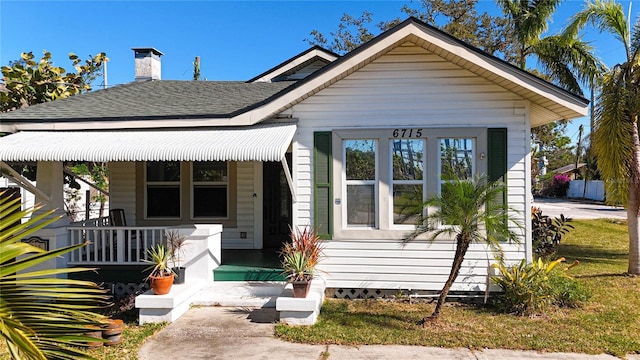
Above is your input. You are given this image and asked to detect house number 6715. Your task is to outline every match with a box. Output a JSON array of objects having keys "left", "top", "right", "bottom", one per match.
[{"left": 392, "top": 128, "right": 423, "bottom": 138}]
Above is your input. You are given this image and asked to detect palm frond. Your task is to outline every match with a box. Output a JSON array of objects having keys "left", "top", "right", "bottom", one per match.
[
  {"left": 533, "top": 35, "right": 606, "bottom": 94},
  {"left": 0, "top": 192, "right": 110, "bottom": 359},
  {"left": 405, "top": 175, "right": 521, "bottom": 247},
  {"left": 593, "top": 68, "right": 634, "bottom": 205},
  {"left": 496, "top": 0, "right": 561, "bottom": 44},
  {"left": 631, "top": 17, "right": 640, "bottom": 65},
  {"left": 566, "top": 0, "right": 630, "bottom": 60}
]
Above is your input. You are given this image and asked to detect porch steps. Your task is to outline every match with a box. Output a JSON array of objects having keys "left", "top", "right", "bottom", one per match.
[
  {"left": 191, "top": 281, "right": 286, "bottom": 307},
  {"left": 213, "top": 264, "right": 285, "bottom": 282}
]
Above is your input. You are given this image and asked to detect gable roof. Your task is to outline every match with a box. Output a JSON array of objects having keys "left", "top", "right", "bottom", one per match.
[
  {"left": 252, "top": 17, "right": 588, "bottom": 127},
  {"left": 0, "top": 17, "right": 588, "bottom": 132},
  {"left": 247, "top": 45, "right": 339, "bottom": 83}
]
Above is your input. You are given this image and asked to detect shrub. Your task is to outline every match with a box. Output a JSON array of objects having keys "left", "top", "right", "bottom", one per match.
[
  {"left": 540, "top": 173, "right": 571, "bottom": 197},
  {"left": 532, "top": 207, "right": 574, "bottom": 259},
  {"left": 491, "top": 257, "right": 589, "bottom": 316}
]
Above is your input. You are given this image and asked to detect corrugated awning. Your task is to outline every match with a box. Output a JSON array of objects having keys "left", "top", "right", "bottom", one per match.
[{"left": 0, "top": 122, "right": 297, "bottom": 162}]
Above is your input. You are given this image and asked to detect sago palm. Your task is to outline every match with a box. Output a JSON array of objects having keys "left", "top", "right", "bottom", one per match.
[
  {"left": 0, "top": 193, "right": 110, "bottom": 359},
  {"left": 405, "top": 176, "right": 521, "bottom": 321},
  {"left": 496, "top": 0, "right": 604, "bottom": 95},
  {"left": 566, "top": 0, "right": 640, "bottom": 274}
]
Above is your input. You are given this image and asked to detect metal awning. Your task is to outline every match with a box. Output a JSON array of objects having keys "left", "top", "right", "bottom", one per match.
[{"left": 0, "top": 122, "right": 297, "bottom": 162}]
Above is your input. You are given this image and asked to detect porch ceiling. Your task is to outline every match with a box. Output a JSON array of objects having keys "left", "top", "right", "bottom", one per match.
[{"left": 0, "top": 121, "right": 297, "bottom": 162}]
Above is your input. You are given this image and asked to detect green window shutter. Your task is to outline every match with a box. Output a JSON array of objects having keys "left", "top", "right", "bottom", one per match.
[
  {"left": 314, "top": 132, "right": 333, "bottom": 239},
  {"left": 488, "top": 128, "right": 508, "bottom": 207}
]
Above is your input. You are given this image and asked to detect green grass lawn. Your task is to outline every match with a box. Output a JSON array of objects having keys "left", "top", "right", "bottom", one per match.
[{"left": 276, "top": 219, "right": 640, "bottom": 358}]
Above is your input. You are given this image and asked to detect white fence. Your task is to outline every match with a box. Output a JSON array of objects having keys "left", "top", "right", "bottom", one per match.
[{"left": 568, "top": 180, "right": 605, "bottom": 201}]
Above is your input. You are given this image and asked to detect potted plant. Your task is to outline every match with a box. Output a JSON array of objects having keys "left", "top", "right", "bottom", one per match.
[
  {"left": 280, "top": 226, "right": 324, "bottom": 298},
  {"left": 144, "top": 244, "right": 175, "bottom": 295},
  {"left": 165, "top": 230, "right": 188, "bottom": 284}
]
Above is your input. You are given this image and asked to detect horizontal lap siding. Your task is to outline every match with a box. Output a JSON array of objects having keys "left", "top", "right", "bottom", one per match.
[
  {"left": 109, "top": 162, "right": 136, "bottom": 225},
  {"left": 291, "top": 44, "right": 529, "bottom": 290},
  {"left": 222, "top": 162, "right": 255, "bottom": 248},
  {"left": 318, "top": 240, "right": 523, "bottom": 291}
]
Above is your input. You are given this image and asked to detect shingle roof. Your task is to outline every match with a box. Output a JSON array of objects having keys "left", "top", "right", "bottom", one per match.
[{"left": 0, "top": 80, "right": 296, "bottom": 121}]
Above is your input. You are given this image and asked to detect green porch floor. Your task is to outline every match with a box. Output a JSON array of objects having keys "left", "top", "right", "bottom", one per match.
[{"left": 214, "top": 249, "right": 285, "bottom": 281}]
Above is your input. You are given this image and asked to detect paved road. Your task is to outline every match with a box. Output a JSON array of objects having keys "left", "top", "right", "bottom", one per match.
[{"left": 533, "top": 197, "right": 626, "bottom": 220}]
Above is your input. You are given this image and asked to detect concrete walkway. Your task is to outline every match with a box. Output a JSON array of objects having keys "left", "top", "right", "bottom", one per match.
[{"left": 139, "top": 307, "right": 640, "bottom": 360}]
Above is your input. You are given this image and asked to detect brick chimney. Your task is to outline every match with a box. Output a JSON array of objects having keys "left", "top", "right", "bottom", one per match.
[{"left": 132, "top": 48, "right": 163, "bottom": 81}]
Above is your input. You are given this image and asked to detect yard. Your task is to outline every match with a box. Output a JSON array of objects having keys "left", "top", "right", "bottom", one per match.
[
  {"left": 1, "top": 219, "right": 638, "bottom": 358},
  {"left": 276, "top": 219, "right": 640, "bottom": 358}
]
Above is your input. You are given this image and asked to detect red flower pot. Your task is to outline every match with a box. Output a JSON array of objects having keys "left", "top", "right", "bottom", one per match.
[{"left": 149, "top": 274, "right": 175, "bottom": 295}]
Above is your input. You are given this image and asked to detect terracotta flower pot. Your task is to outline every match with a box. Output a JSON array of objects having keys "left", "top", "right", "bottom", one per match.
[
  {"left": 102, "top": 319, "right": 124, "bottom": 346},
  {"left": 291, "top": 280, "right": 311, "bottom": 298},
  {"left": 149, "top": 274, "right": 175, "bottom": 295},
  {"left": 83, "top": 328, "right": 104, "bottom": 348}
]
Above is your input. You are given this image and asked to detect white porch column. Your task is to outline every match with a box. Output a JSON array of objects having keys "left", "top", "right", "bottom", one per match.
[{"left": 35, "top": 161, "right": 69, "bottom": 226}]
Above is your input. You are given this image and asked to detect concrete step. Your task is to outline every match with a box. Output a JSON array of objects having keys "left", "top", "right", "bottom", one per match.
[{"left": 191, "top": 281, "right": 286, "bottom": 308}]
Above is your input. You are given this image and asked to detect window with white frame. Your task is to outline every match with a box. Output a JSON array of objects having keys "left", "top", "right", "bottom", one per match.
[
  {"left": 344, "top": 139, "right": 377, "bottom": 227},
  {"left": 192, "top": 161, "right": 228, "bottom": 218},
  {"left": 332, "top": 128, "right": 486, "bottom": 239},
  {"left": 146, "top": 161, "right": 181, "bottom": 218},
  {"left": 391, "top": 138, "right": 425, "bottom": 225}
]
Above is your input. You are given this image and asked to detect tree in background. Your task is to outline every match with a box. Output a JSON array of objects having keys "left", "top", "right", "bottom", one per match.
[
  {"left": 0, "top": 50, "right": 108, "bottom": 112},
  {"left": 1, "top": 51, "right": 110, "bottom": 221},
  {"left": 69, "top": 162, "right": 110, "bottom": 218},
  {"left": 567, "top": 0, "right": 640, "bottom": 275},
  {"left": 532, "top": 122, "right": 575, "bottom": 174},
  {"left": 307, "top": 0, "right": 515, "bottom": 59},
  {"left": 496, "top": 0, "right": 604, "bottom": 96}
]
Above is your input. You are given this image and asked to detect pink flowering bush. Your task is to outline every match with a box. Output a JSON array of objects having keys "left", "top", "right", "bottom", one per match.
[{"left": 541, "top": 173, "right": 571, "bottom": 197}]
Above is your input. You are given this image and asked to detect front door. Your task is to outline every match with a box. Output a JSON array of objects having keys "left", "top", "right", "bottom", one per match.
[{"left": 263, "top": 155, "right": 292, "bottom": 250}]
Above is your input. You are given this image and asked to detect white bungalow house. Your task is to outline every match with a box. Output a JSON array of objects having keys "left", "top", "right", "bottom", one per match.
[{"left": 0, "top": 18, "right": 588, "bottom": 298}]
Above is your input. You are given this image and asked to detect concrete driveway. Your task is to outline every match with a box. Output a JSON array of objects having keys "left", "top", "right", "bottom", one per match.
[{"left": 533, "top": 197, "right": 626, "bottom": 220}]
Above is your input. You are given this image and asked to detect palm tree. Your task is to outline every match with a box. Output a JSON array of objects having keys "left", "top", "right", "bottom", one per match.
[
  {"left": 405, "top": 176, "right": 521, "bottom": 322},
  {"left": 1, "top": 193, "right": 110, "bottom": 359},
  {"left": 566, "top": 0, "right": 640, "bottom": 275},
  {"left": 496, "top": 0, "right": 604, "bottom": 95}
]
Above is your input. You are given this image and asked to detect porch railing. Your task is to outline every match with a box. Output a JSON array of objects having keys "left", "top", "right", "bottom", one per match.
[
  {"left": 68, "top": 226, "right": 167, "bottom": 265},
  {"left": 70, "top": 216, "right": 110, "bottom": 227}
]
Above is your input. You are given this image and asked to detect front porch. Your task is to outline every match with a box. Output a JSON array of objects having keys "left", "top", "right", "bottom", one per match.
[{"left": 65, "top": 220, "right": 285, "bottom": 285}]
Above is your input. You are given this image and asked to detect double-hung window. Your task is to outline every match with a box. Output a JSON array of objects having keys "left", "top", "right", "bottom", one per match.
[
  {"left": 146, "top": 161, "right": 181, "bottom": 218},
  {"left": 192, "top": 161, "right": 228, "bottom": 218},
  {"left": 344, "top": 139, "right": 377, "bottom": 227},
  {"left": 391, "top": 139, "right": 425, "bottom": 225}
]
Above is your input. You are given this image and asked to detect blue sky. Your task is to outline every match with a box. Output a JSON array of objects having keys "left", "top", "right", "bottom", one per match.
[{"left": 1, "top": 0, "right": 638, "bottom": 143}]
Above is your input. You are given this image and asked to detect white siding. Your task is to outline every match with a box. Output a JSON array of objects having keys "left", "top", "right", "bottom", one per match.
[
  {"left": 319, "top": 240, "right": 524, "bottom": 291},
  {"left": 221, "top": 161, "right": 256, "bottom": 249},
  {"left": 290, "top": 43, "right": 530, "bottom": 291},
  {"left": 109, "top": 162, "right": 136, "bottom": 225}
]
